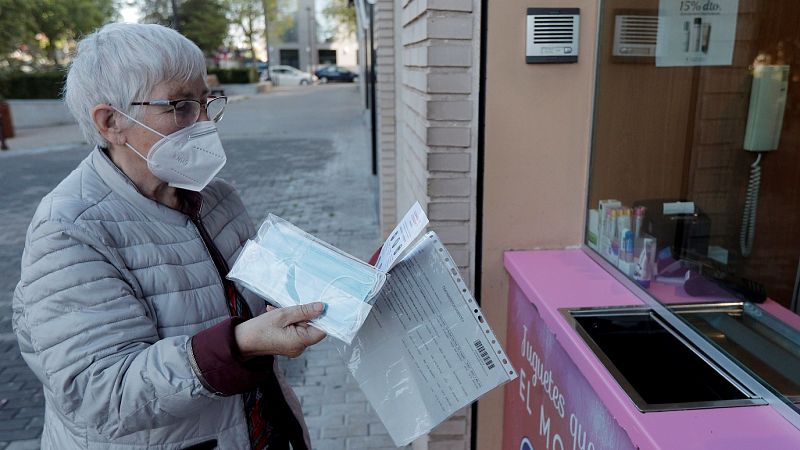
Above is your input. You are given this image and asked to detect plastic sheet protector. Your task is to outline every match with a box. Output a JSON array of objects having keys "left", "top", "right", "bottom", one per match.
[
  {"left": 227, "top": 214, "right": 387, "bottom": 344},
  {"left": 342, "top": 232, "right": 518, "bottom": 446}
]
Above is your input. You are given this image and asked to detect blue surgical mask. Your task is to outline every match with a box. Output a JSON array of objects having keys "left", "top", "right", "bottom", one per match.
[
  {"left": 262, "top": 222, "right": 382, "bottom": 301},
  {"left": 228, "top": 214, "right": 387, "bottom": 343}
]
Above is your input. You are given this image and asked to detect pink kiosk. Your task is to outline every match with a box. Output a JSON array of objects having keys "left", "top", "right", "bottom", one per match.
[{"left": 500, "top": 249, "right": 800, "bottom": 449}]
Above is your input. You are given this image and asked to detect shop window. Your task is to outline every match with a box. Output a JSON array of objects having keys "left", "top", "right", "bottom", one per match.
[
  {"left": 318, "top": 49, "right": 337, "bottom": 66},
  {"left": 280, "top": 49, "right": 300, "bottom": 69},
  {"left": 587, "top": 0, "right": 800, "bottom": 409}
]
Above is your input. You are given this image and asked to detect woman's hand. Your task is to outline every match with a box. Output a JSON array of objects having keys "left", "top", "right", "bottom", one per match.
[{"left": 234, "top": 302, "right": 327, "bottom": 359}]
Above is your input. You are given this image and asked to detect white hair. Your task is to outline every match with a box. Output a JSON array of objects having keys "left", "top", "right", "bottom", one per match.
[{"left": 64, "top": 22, "right": 207, "bottom": 148}]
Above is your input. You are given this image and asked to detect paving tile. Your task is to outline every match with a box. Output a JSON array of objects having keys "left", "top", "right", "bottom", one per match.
[
  {"left": 322, "top": 423, "right": 368, "bottom": 439},
  {"left": 310, "top": 438, "right": 347, "bottom": 450},
  {"left": 4, "top": 440, "right": 40, "bottom": 450},
  {"left": 346, "top": 434, "right": 403, "bottom": 449}
]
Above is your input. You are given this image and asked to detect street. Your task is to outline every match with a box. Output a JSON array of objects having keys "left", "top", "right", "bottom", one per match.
[{"left": 0, "top": 85, "right": 400, "bottom": 449}]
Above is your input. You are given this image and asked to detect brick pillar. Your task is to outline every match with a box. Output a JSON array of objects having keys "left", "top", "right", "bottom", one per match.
[
  {"left": 391, "top": 0, "right": 481, "bottom": 448},
  {"left": 376, "top": 0, "right": 399, "bottom": 237}
]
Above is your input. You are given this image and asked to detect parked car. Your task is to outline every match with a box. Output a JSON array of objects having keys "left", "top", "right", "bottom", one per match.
[
  {"left": 255, "top": 61, "right": 269, "bottom": 80},
  {"left": 267, "top": 65, "right": 314, "bottom": 86},
  {"left": 314, "top": 65, "right": 358, "bottom": 83}
]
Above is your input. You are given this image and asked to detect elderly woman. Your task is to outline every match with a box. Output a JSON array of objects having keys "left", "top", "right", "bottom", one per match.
[{"left": 12, "top": 23, "right": 326, "bottom": 450}]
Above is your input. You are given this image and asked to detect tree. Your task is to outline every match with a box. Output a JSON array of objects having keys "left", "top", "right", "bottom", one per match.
[
  {"left": 28, "top": 0, "right": 117, "bottom": 65},
  {"left": 0, "top": 0, "right": 32, "bottom": 57},
  {"left": 261, "top": 0, "right": 274, "bottom": 64},
  {"left": 0, "top": 0, "right": 117, "bottom": 68},
  {"left": 228, "top": 0, "right": 262, "bottom": 68},
  {"left": 263, "top": 0, "right": 296, "bottom": 55},
  {"left": 178, "top": 0, "right": 229, "bottom": 55},
  {"left": 260, "top": 0, "right": 298, "bottom": 63},
  {"left": 139, "top": 0, "right": 230, "bottom": 55},
  {"left": 321, "top": 0, "right": 355, "bottom": 40},
  {"left": 138, "top": 0, "right": 174, "bottom": 26}
]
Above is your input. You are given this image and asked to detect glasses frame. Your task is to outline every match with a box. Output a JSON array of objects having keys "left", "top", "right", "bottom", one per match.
[{"left": 130, "top": 95, "right": 227, "bottom": 127}]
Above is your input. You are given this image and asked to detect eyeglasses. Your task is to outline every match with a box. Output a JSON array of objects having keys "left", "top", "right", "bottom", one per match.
[{"left": 130, "top": 96, "right": 227, "bottom": 127}]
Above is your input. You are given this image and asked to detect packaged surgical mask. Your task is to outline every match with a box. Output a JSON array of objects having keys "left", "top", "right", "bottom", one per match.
[{"left": 227, "top": 214, "right": 387, "bottom": 343}]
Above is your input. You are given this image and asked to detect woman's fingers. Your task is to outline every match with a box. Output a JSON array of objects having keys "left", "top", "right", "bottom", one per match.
[
  {"left": 275, "top": 302, "right": 326, "bottom": 326},
  {"left": 295, "top": 323, "right": 327, "bottom": 346}
]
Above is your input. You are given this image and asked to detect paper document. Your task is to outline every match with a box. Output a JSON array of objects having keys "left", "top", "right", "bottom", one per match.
[
  {"left": 374, "top": 201, "right": 428, "bottom": 272},
  {"left": 342, "top": 232, "right": 517, "bottom": 446}
]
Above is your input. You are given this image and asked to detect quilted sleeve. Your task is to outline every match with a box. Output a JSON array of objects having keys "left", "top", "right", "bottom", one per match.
[{"left": 12, "top": 218, "right": 220, "bottom": 439}]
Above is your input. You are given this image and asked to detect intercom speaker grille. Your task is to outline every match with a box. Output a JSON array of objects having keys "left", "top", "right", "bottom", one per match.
[
  {"left": 533, "top": 16, "right": 577, "bottom": 44},
  {"left": 613, "top": 14, "right": 659, "bottom": 58}
]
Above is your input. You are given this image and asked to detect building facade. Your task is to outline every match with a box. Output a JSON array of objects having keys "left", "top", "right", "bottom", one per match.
[{"left": 271, "top": 0, "right": 359, "bottom": 71}]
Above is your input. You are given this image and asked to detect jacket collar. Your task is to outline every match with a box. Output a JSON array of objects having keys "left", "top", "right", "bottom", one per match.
[
  {"left": 91, "top": 147, "right": 203, "bottom": 226},
  {"left": 178, "top": 189, "right": 203, "bottom": 220}
]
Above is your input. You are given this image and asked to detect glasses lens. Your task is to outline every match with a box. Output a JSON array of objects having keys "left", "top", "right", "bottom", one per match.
[
  {"left": 207, "top": 97, "right": 227, "bottom": 123},
  {"left": 174, "top": 100, "right": 201, "bottom": 127}
]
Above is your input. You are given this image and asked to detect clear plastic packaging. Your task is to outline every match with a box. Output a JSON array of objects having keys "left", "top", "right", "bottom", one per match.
[{"left": 227, "top": 214, "right": 387, "bottom": 344}]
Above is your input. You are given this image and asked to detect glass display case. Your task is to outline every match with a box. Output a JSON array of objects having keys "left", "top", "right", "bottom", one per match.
[{"left": 586, "top": 0, "right": 800, "bottom": 427}]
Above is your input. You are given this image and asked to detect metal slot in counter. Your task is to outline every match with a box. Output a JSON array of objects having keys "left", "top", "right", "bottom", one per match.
[{"left": 563, "top": 306, "right": 760, "bottom": 411}]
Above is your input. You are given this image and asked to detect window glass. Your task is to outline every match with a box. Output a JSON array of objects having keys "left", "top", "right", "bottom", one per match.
[{"left": 587, "top": 0, "right": 800, "bottom": 410}]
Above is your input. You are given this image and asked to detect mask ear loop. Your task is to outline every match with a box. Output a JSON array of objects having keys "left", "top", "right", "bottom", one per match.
[
  {"left": 269, "top": 226, "right": 382, "bottom": 304},
  {"left": 312, "top": 273, "right": 380, "bottom": 304},
  {"left": 110, "top": 105, "right": 169, "bottom": 138},
  {"left": 124, "top": 142, "right": 150, "bottom": 163},
  {"left": 110, "top": 105, "right": 170, "bottom": 166}
]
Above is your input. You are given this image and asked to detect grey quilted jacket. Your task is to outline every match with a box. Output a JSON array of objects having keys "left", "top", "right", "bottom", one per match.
[{"left": 12, "top": 148, "right": 309, "bottom": 449}]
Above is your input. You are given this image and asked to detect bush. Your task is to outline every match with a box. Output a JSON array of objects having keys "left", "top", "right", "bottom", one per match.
[
  {"left": 0, "top": 71, "right": 66, "bottom": 99},
  {"left": 0, "top": 68, "right": 256, "bottom": 99},
  {"left": 207, "top": 67, "right": 257, "bottom": 84}
]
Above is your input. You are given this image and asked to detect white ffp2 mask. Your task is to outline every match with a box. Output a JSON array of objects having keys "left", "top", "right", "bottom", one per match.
[{"left": 114, "top": 107, "right": 227, "bottom": 191}]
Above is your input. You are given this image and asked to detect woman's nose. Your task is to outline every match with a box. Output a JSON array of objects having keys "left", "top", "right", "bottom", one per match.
[{"left": 199, "top": 108, "right": 211, "bottom": 122}]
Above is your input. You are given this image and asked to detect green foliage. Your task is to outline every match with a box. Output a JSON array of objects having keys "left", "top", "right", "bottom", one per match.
[
  {"left": 138, "top": 0, "right": 296, "bottom": 65},
  {"left": 0, "top": 0, "right": 116, "bottom": 68},
  {"left": 0, "top": 71, "right": 66, "bottom": 99},
  {"left": 138, "top": 0, "right": 174, "bottom": 26},
  {"left": 207, "top": 67, "right": 257, "bottom": 84},
  {"left": 266, "top": 0, "right": 296, "bottom": 46},
  {"left": 28, "top": 0, "right": 117, "bottom": 64},
  {"left": 179, "top": 0, "right": 229, "bottom": 55},
  {"left": 228, "top": 0, "right": 262, "bottom": 64},
  {"left": 0, "top": 0, "right": 32, "bottom": 56},
  {"left": 322, "top": 0, "right": 355, "bottom": 39},
  {"left": 139, "top": 0, "right": 229, "bottom": 57}
]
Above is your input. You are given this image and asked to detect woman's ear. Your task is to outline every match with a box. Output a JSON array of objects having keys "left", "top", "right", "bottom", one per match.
[{"left": 92, "top": 104, "right": 126, "bottom": 145}]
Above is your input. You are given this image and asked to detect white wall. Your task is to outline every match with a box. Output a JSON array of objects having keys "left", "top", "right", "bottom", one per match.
[{"left": 7, "top": 100, "right": 75, "bottom": 129}]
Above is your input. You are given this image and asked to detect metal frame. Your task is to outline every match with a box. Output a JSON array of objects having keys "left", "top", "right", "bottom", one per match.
[
  {"left": 792, "top": 258, "right": 800, "bottom": 314},
  {"left": 561, "top": 304, "right": 764, "bottom": 412},
  {"left": 583, "top": 247, "right": 800, "bottom": 429}
]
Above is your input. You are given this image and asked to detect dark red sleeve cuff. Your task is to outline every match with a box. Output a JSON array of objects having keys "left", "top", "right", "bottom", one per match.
[
  {"left": 368, "top": 247, "right": 381, "bottom": 266},
  {"left": 190, "top": 317, "right": 273, "bottom": 396}
]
